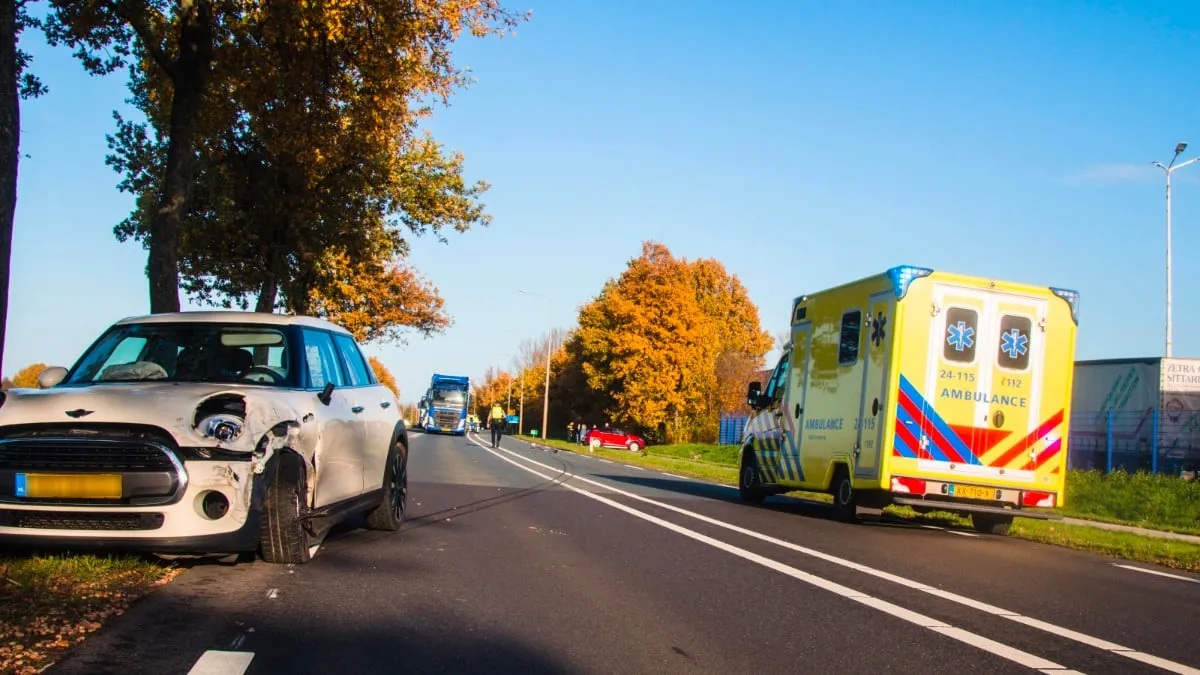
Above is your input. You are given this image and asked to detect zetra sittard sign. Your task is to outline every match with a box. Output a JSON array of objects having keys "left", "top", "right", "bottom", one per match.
[{"left": 1161, "top": 358, "right": 1200, "bottom": 393}]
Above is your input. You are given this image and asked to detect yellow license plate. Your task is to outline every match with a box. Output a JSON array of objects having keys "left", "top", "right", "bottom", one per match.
[
  {"left": 16, "top": 473, "right": 123, "bottom": 499},
  {"left": 950, "top": 484, "right": 995, "bottom": 501}
]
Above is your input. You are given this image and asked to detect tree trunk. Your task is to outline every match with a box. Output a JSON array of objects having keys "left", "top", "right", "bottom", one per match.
[
  {"left": 0, "top": 1, "right": 19, "bottom": 376},
  {"left": 256, "top": 276, "right": 278, "bottom": 313},
  {"left": 147, "top": 1, "right": 214, "bottom": 314}
]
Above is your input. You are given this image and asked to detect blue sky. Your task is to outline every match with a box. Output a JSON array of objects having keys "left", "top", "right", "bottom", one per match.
[{"left": 8, "top": 0, "right": 1200, "bottom": 401}]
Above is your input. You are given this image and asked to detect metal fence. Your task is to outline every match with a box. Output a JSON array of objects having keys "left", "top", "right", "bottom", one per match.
[{"left": 1067, "top": 408, "right": 1200, "bottom": 476}]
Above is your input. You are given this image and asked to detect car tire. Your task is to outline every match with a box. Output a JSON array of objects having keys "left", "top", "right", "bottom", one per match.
[
  {"left": 628, "top": 441, "right": 640, "bottom": 453},
  {"left": 260, "top": 454, "right": 313, "bottom": 565},
  {"left": 738, "top": 450, "right": 767, "bottom": 505},
  {"left": 830, "top": 465, "right": 858, "bottom": 523},
  {"left": 365, "top": 442, "right": 407, "bottom": 532},
  {"left": 971, "top": 514, "right": 1013, "bottom": 535},
  {"left": 589, "top": 438, "right": 601, "bottom": 452}
]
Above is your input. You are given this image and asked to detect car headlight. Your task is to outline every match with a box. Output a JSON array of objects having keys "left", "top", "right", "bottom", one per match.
[{"left": 198, "top": 414, "right": 244, "bottom": 442}]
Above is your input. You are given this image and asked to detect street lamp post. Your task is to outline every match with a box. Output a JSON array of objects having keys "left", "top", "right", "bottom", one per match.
[
  {"left": 1153, "top": 142, "right": 1199, "bottom": 358},
  {"left": 520, "top": 290, "right": 553, "bottom": 440}
]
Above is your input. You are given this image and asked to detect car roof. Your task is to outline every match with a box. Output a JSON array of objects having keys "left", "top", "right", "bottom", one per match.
[{"left": 114, "top": 311, "right": 352, "bottom": 335}]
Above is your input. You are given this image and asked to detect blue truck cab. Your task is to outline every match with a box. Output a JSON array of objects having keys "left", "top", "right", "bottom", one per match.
[{"left": 419, "top": 374, "right": 471, "bottom": 435}]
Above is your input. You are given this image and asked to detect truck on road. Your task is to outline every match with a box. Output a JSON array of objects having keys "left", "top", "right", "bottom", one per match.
[
  {"left": 740, "top": 265, "right": 1079, "bottom": 534},
  {"left": 418, "top": 374, "right": 472, "bottom": 435}
]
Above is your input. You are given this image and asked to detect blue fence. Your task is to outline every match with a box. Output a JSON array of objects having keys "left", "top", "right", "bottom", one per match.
[
  {"left": 719, "top": 415, "right": 748, "bottom": 445},
  {"left": 1067, "top": 409, "right": 1200, "bottom": 476}
]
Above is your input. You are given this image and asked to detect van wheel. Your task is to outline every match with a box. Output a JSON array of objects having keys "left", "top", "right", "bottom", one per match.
[
  {"left": 971, "top": 514, "right": 1014, "bottom": 535},
  {"left": 738, "top": 451, "right": 767, "bottom": 504},
  {"left": 830, "top": 466, "right": 858, "bottom": 523},
  {"left": 260, "top": 454, "right": 313, "bottom": 564}
]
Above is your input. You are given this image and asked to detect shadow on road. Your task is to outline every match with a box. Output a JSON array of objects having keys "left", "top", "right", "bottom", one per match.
[{"left": 590, "top": 473, "right": 939, "bottom": 531}]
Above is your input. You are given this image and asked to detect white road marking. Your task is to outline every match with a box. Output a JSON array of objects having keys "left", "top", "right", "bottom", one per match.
[
  {"left": 476, "top": 433, "right": 1200, "bottom": 675},
  {"left": 187, "top": 650, "right": 255, "bottom": 675},
  {"left": 471, "top": 437, "right": 1074, "bottom": 673},
  {"left": 266, "top": 588, "right": 279, "bottom": 600},
  {"left": 922, "top": 524, "right": 981, "bottom": 538},
  {"left": 1112, "top": 564, "right": 1200, "bottom": 585},
  {"left": 662, "top": 472, "right": 685, "bottom": 479}
]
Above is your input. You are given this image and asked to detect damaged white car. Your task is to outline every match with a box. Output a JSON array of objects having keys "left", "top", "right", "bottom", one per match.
[{"left": 0, "top": 312, "right": 408, "bottom": 564}]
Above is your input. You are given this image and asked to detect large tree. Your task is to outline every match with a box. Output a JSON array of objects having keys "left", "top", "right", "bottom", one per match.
[
  {"left": 568, "top": 242, "right": 771, "bottom": 443},
  {"left": 0, "top": 1, "right": 45, "bottom": 378},
  {"left": 46, "top": 0, "right": 525, "bottom": 321}
]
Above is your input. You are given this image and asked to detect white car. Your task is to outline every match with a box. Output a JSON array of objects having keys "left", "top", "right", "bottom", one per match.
[{"left": 0, "top": 312, "right": 408, "bottom": 564}]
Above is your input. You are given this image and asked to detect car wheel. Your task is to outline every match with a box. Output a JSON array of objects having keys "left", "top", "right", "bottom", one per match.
[
  {"left": 627, "top": 441, "right": 640, "bottom": 453},
  {"left": 738, "top": 450, "right": 767, "bottom": 504},
  {"left": 365, "top": 442, "right": 407, "bottom": 532},
  {"left": 589, "top": 438, "right": 601, "bottom": 452},
  {"left": 260, "top": 454, "right": 313, "bottom": 564}
]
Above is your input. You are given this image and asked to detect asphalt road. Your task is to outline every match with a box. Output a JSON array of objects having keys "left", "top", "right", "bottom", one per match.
[{"left": 46, "top": 431, "right": 1200, "bottom": 675}]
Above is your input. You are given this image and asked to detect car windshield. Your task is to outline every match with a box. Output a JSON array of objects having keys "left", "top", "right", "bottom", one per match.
[
  {"left": 66, "top": 323, "right": 294, "bottom": 386},
  {"left": 432, "top": 388, "right": 467, "bottom": 406}
]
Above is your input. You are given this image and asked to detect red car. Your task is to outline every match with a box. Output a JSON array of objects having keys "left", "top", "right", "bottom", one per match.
[{"left": 585, "top": 427, "right": 647, "bottom": 452}]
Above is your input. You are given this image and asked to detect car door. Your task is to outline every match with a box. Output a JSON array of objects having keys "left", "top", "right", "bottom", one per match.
[
  {"left": 332, "top": 333, "right": 397, "bottom": 492},
  {"left": 301, "top": 328, "right": 365, "bottom": 506}
]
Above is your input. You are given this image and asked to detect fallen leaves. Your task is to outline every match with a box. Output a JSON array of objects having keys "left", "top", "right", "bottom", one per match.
[{"left": 0, "top": 555, "right": 179, "bottom": 675}]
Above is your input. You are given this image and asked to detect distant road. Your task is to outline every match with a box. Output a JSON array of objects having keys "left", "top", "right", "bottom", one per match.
[{"left": 49, "top": 432, "right": 1200, "bottom": 675}]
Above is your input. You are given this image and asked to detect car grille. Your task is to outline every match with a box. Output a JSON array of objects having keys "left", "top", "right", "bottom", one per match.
[
  {"left": 0, "top": 439, "right": 176, "bottom": 472},
  {"left": 434, "top": 411, "right": 460, "bottom": 428},
  {"left": 0, "top": 509, "right": 165, "bottom": 531}
]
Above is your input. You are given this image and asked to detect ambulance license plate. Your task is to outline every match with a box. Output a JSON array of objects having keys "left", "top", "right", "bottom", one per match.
[
  {"left": 15, "top": 473, "right": 123, "bottom": 499},
  {"left": 948, "top": 483, "right": 995, "bottom": 501}
]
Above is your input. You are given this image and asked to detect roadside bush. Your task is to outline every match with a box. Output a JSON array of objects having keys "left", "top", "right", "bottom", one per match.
[{"left": 1065, "top": 470, "right": 1200, "bottom": 533}]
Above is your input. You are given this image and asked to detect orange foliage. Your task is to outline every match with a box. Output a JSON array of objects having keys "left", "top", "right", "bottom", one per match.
[
  {"left": 368, "top": 357, "right": 400, "bottom": 398},
  {"left": 568, "top": 242, "right": 771, "bottom": 443},
  {"left": 9, "top": 363, "right": 48, "bottom": 390}
]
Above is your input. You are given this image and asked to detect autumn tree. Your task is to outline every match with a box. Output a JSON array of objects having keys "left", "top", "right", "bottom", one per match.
[
  {"left": 7, "top": 362, "right": 48, "bottom": 389},
  {"left": 100, "top": 1, "right": 525, "bottom": 336},
  {"left": 0, "top": 1, "right": 45, "bottom": 377},
  {"left": 569, "top": 242, "right": 771, "bottom": 443},
  {"left": 368, "top": 356, "right": 399, "bottom": 398},
  {"left": 43, "top": 0, "right": 231, "bottom": 313}
]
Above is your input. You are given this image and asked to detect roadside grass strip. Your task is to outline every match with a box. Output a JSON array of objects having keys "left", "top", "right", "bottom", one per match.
[
  {"left": 1009, "top": 519, "right": 1200, "bottom": 573},
  {"left": 0, "top": 554, "right": 180, "bottom": 674},
  {"left": 479, "top": 434, "right": 1198, "bottom": 675}
]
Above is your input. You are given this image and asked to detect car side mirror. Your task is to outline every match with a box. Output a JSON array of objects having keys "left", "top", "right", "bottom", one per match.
[
  {"left": 37, "top": 366, "right": 68, "bottom": 389},
  {"left": 317, "top": 382, "right": 335, "bottom": 406},
  {"left": 746, "top": 381, "right": 762, "bottom": 409}
]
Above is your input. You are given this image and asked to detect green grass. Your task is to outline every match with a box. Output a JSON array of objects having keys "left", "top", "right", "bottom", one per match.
[
  {"left": 1009, "top": 518, "right": 1200, "bottom": 572},
  {"left": 0, "top": 554, "right": 179, "bottom": 675},
  {"left": 1048, "top": 470, "right": 1200, "bottom": 535}
]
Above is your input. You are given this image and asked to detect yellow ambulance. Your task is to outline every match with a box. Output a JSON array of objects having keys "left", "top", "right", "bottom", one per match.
[{"left": 740, "top": 265, "right": 1078, "bottom": 534}]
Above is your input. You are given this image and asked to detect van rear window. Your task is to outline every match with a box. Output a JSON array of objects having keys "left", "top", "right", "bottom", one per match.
[
  {"left": 997, "top": 315, "right": 1032, "bottom": 370},
  {"left": 838, "top": 310, "right": 861, "bottom": 365},
  {"left": 943, "top": 307, "right": 977, "bottom": 363}
]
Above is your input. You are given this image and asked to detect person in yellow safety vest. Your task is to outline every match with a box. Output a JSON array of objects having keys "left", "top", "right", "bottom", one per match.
[{"left": 489, "top": 402, "right": 506, "bottom": 448}]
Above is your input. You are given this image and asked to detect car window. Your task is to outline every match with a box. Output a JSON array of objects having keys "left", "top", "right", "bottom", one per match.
[
  {"left": 333, "top": 334, "right": 372, "bottom": 387},
  {"left": 302, "top": 329, "right": 345, "bottom": 389}
]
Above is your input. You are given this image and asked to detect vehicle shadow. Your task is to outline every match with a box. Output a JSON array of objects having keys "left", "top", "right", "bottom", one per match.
[{"left": 591, "top": 473, "right": 941, "bottom": 531}]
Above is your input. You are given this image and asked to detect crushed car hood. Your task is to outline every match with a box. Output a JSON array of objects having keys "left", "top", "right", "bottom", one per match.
[{"left": 0, "top": 383, "right": 310, "bottom": 450}]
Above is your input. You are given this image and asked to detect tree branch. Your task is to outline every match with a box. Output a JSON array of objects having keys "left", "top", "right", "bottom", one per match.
[{"left": 113, "top": 0, "right": 176, "bottom": 79}]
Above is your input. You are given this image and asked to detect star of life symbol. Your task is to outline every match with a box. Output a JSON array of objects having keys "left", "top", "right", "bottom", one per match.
[
  {"left": 1000, "top": 328, "right": 1028, "bottom": 359},
  {"left": 946, "top": 321, "right": 974, "bottom": 352},
  {"left": 871, "top": 312, "right": 887, "bottom": 347}
]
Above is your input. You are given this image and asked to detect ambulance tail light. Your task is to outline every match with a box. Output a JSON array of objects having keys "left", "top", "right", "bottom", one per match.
[
  {"left": 1021, "top": 491, "right": 1056, "bottom": 508},
  {"left": 891, "top": 476, "right": 926, "bottom": 494}
]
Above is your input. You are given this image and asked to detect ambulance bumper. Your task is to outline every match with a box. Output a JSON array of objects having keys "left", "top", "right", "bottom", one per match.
[{"left": 892, "top": 497, "right": 1062, "bottom": 520}]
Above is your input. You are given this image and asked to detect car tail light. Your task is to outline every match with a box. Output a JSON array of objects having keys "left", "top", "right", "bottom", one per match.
[
  {"left": 1021, "top": 491, "right": 1056, "bottom": 508},
  {"left": 891, "top": 476, "right": 926, "bottom": 494}
]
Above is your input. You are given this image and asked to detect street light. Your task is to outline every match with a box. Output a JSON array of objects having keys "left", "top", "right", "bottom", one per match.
[
  {"left": 520, "top": 290, "right": 552, "bottom": 440},
  {"left": 1152, "top": 142, "right": 1199, "bottom": 358}
]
